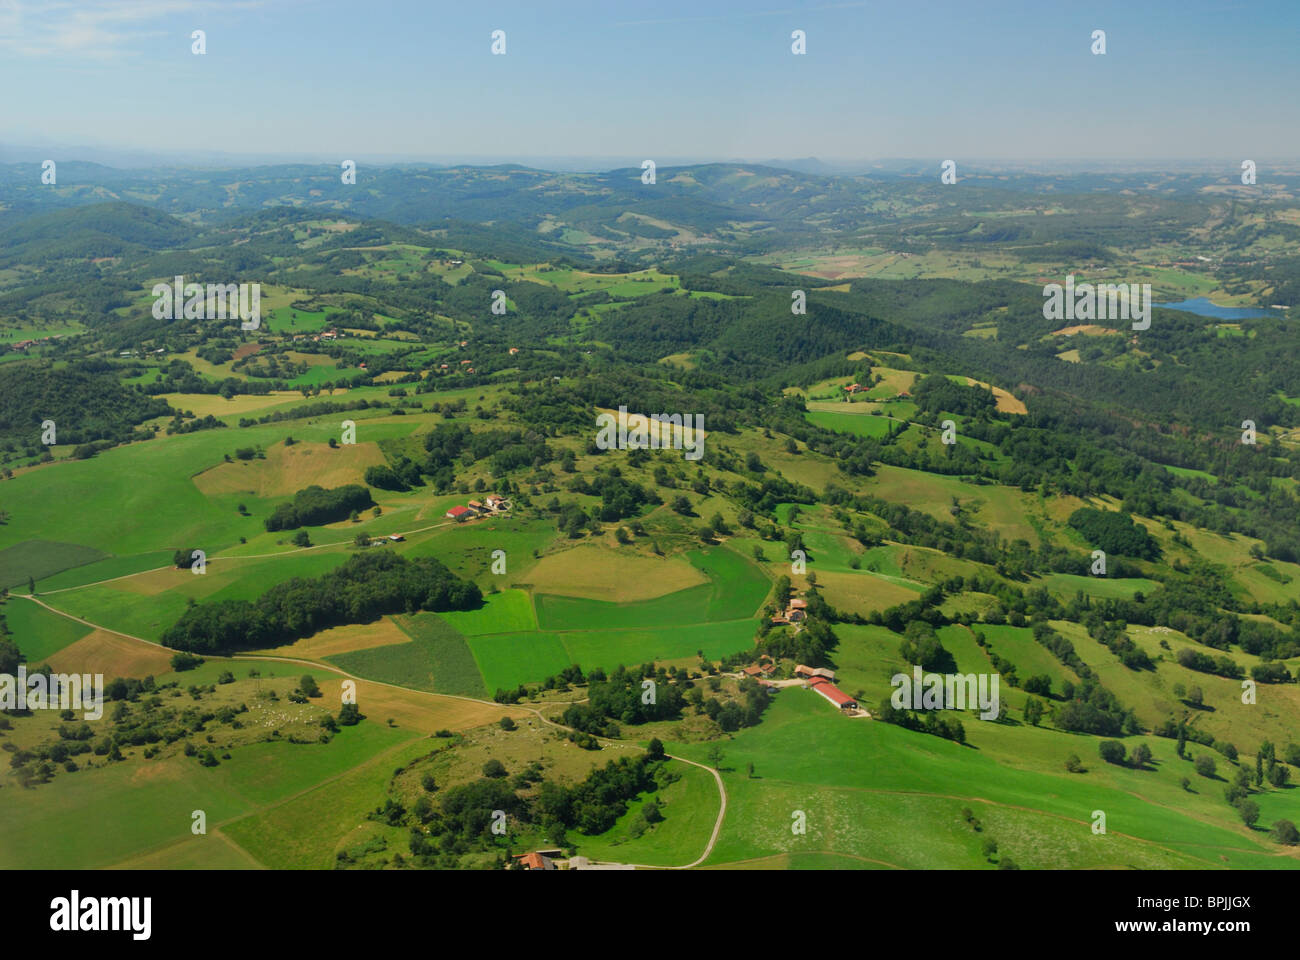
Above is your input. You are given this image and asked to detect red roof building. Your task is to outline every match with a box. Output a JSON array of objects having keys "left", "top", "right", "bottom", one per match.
[
  {"left": 808, "top": 677, "right": 857, "bottom": 710},
  {"left": 444, "top": 505, "right": 471, "bottom": 521},
  {"left": 514, "top": 852, "right": 555, "bottom": 871}
]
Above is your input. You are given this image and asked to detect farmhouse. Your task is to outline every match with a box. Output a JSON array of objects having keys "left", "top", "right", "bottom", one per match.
[
  {"left": 795, "top": 664, "right": 835, "bottom": 681},
  {"left": 513, "top": 852, "right": 556, "bottom": 871},
  {"left": 444, "top": 505, "right": 471, "bottom": 522}
]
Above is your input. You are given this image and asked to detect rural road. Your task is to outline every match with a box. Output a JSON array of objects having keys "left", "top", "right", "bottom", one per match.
[{"left": 15, "top": 589, "right": 730, "bottom": 870}]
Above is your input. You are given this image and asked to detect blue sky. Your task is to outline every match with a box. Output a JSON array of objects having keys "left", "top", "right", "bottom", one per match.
[{"left": 3, "top": 0, "right": 1298, "bottom": 164}]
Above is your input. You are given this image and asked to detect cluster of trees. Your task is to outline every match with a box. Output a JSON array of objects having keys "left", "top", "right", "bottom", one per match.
[
  {"left": 394, "top": 751, "right": 667, "bottom": 868},
  {"left": 1175, "top": 647, "right": 1244, "bottom": 679},
  {"left": 0, "top": 364, "right": 171, "bottom": 466},
  {"left": 875, "top": 697, "right": 966, "bottom": 743},
  {"left": 911, "top": 373, "right": 998, "bottom": 417},
  {"left": 265, "top": 484, "right": 374, "bottom": 531},
  {"left": 1068, "top": 508, "right": 1160, "bottom": 560},
  {"left": 161, "top": 551, "right": 481, "bottom": 653},
  {"left": 567, "top": 466, "right": 660, "bottom": 521},
  {"left": 562, "top": 664, "right": 686, "bottom": 736}
]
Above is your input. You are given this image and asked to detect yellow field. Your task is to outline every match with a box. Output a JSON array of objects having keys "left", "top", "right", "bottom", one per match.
[
  {"left": 371, "top": 370, "right": 414, "bottom": 383},
  {"left": 46, "top": 629, "right": 175, "bottom": 678},
  {"left": 161, "top": 391, "right": 303, "bottom": 419},
  {"left": 342, "top": 679, "right": 524, "bottom": 732},
  {"left": 526, "top": 545, "right": 707, "bottom": 601},
  {"left": 593, "top": 408, "right": 708, "bottom": 449},
  {"left": 816, "top": 569, "right": 923, "bottom": 615},
  {"left": 246, "top": 616, "right": 413, "bottom": 659},
  {"left": 193, "top": 441, "right": 386, "bottom": 498},
  {"left": 867, "top": 466, "right": 1038, "bottom": 544},
  {"left": 962, "top": 377, "right": 1027, "bottom": 415}
]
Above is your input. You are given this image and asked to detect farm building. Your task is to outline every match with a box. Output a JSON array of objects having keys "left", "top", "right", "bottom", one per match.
[
  {"left": 513, "top": 852, "right": 556, "bottom": 871},
  {"left": 444, "top": 505, "right": 471, "bottom": 522},
  {"left": 795, "top": 664, "right": 835, "bottom": 681},
  {"left": 807, "top": 676, "right": 858, "bottom": 712},
  {"left": 387, "top": 534, "right": 404, "bottom": 542}
]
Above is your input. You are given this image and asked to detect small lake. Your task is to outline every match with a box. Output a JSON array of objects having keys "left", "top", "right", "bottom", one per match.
[{"left": 1155, "top": 297, "right": 1278, "bottom": 320}]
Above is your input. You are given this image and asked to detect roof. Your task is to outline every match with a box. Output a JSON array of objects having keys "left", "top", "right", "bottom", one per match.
[
  {"left": 788, "top": 598, "right": 807, "bottom": 609},
  {"left": 812, "top": 682, "right": 857, "bottom": 707},
  {"left": 445, "top": 506, "right": 470, "bottom": 517},
  {"left": 742, "top": 665, "right": 763, "bottom": 676},
  {"left": 515, "top": 852, "right": 555, "bottom": 870},
  {"left": 796, "top": 664, "right": 834, "bottom": 679}
]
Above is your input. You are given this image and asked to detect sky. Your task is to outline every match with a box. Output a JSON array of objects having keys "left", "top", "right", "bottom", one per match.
[{"left": 2, "top": 0, "right": 1298, "bottom": 166}]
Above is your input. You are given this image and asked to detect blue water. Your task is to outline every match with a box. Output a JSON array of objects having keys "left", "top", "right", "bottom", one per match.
[{"left": 1155, "top": 297, "right": 1277, "bottom": 320}]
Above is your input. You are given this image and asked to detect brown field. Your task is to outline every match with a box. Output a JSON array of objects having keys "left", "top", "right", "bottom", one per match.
[
  {"left": 232, "top": 342, "right": 262, "bottom": 361},
  {"left": 245, "top": 617, "right": 413, "bottom": 659},
  {"left": 46, "top": 630, "right": 175, "bottom": 678},
  {"left": 193, "top": 441, "right": 386, "bottom": 498},
  {"left": 526, "top": 545, "right": 707, "bottom": 601},
  {"left": 345, "top": 678, "right": 524, "bottom": 732}
]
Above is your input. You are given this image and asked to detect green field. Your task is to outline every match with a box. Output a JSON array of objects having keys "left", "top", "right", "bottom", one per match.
[{"left": 328, "top": 612, "right": 489, "bottom": 699}]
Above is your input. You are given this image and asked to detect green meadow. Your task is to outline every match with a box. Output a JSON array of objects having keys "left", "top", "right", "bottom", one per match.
[{"left": 672, "top": 693, "right": 1297, "bottom": 869}]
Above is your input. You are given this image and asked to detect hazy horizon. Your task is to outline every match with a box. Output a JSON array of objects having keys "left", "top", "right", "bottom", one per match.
[{"left": 3, "top": 0, "right": 1298, "bottom": 162}]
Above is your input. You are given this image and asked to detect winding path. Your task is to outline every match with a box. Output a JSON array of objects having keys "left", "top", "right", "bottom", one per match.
[{"left": 14, "top": 590, "right": 729, "bottom": 870}]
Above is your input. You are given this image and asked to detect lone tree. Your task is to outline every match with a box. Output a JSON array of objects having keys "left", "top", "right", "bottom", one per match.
[
  {"left": 1099, "top": 740, "right": 1126, "bottom": 765},
  {"left": 1271, "top": 820, "right": 1300, "bottom": 845},
  {"left": 1236, "top": 799, "right": 1261, "bottom": 828},
  {"left": 1024, "top": 697, "right": 1043, "bottom": 727},
  {"left": 299, "top": 675, "right": 321, "bottom": 698}
]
